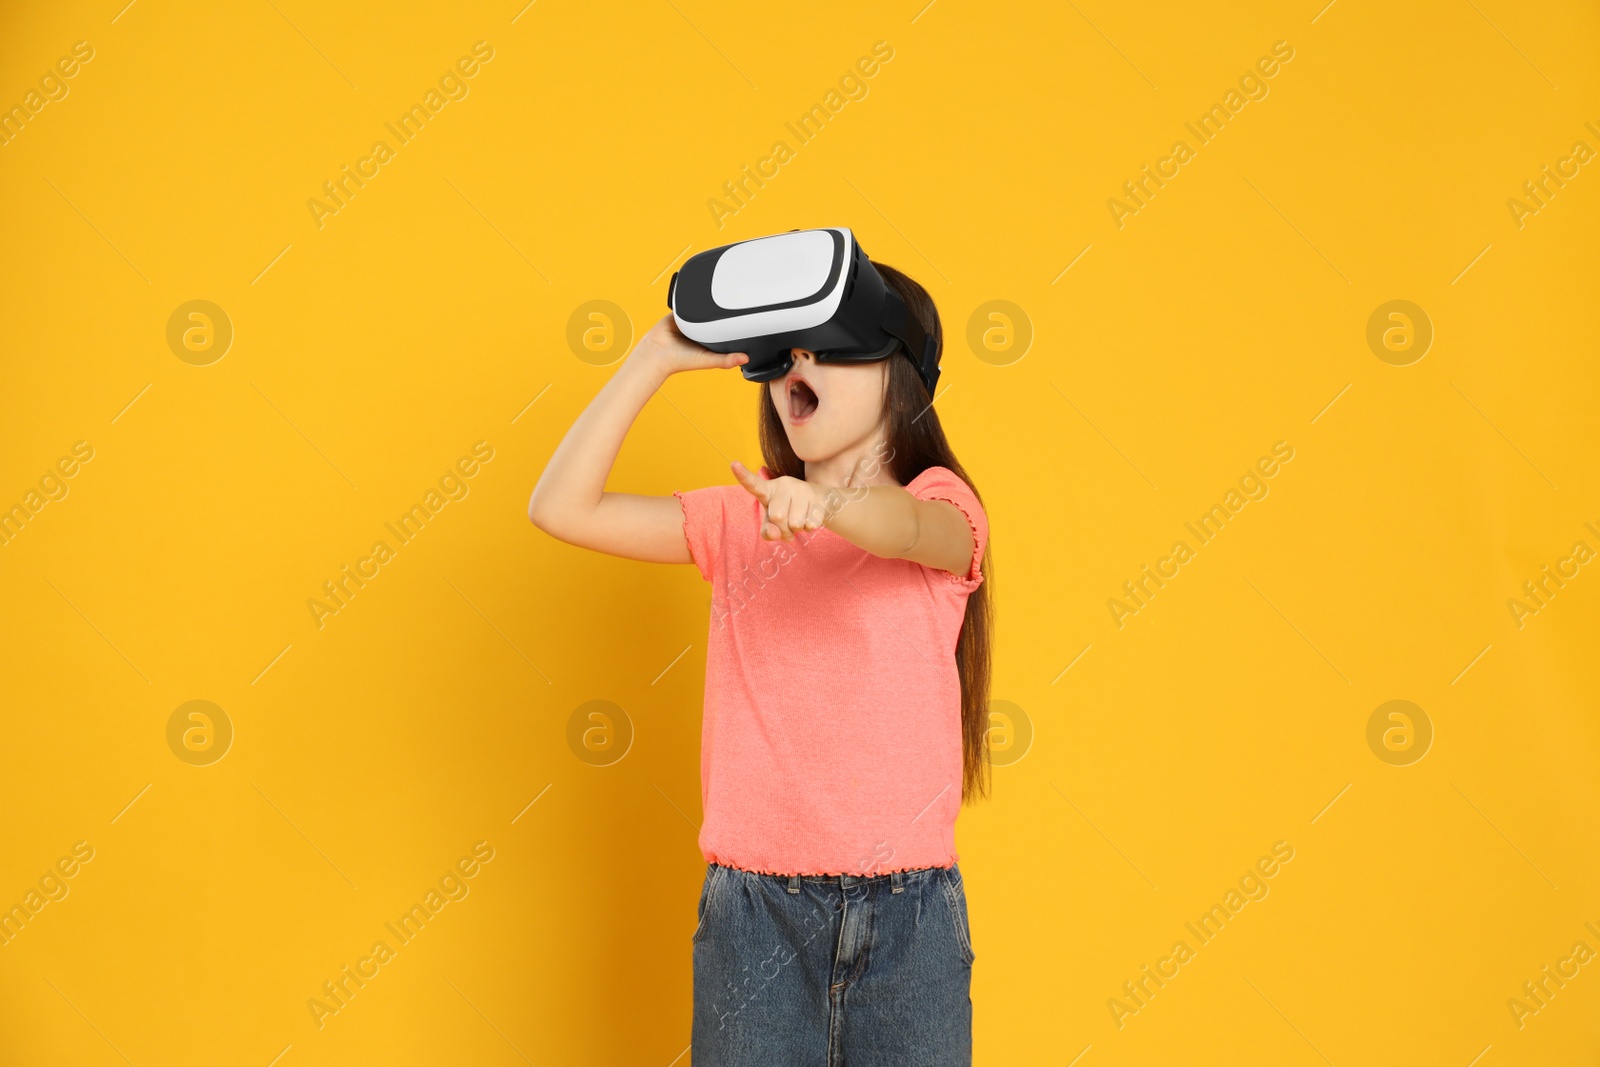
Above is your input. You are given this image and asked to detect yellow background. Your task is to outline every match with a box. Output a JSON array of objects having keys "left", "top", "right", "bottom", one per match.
[{"left": 2, "top": 0, "right": 1597, "bottom": 1063}]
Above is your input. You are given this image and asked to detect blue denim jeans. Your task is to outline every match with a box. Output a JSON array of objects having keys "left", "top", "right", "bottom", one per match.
[{"left": 691, "top": 861, "right": 974, "bottom": 1065}]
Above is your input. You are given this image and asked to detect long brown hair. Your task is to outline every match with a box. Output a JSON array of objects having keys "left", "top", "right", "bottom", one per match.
[{"left": 757, "top": 261, "right": 996, "bottom": 804}]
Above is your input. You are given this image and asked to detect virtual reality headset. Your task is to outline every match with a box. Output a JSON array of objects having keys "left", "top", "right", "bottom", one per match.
[{"left": 667, "top": 227, "right": 941, "bottom": 396}]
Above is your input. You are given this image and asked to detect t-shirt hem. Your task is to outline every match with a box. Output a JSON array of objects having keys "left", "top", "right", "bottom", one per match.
[{"left": 702, "top": 852, "right": 960, "bottom": 877}]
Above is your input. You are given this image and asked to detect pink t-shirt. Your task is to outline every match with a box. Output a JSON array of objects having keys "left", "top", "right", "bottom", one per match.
[{"left": 673, "top": 465, "right": 988, "bottom": 876}]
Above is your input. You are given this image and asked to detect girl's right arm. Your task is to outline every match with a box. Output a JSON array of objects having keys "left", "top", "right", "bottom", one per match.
[{"left": 527, "top": 315, "right": 748, "bottom": 565}]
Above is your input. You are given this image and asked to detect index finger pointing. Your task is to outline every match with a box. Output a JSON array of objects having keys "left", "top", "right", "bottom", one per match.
[{"left": 730, "top": 460, "right": 770, "bottom": 501}]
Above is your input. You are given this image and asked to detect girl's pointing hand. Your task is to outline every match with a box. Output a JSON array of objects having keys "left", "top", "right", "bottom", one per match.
[{"left": 731, "top": 460, "right": 835, "bottom": 541}]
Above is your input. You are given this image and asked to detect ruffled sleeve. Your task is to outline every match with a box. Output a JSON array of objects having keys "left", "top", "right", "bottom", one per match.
[
  {"left": 906, "top": 466, "right": 987, "bottom": 592},
  {"left": 672, "top": 487, "right": 724, "bottom": 584}
]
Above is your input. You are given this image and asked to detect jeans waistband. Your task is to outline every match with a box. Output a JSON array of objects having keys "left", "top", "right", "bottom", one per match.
[{"left": 711, "top": 860, "right": 954, "bottom": 895}]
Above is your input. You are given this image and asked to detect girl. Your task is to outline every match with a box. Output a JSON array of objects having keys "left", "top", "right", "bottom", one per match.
[{"left": 529, "top": 260, "right": 993, "bottom": 1065}]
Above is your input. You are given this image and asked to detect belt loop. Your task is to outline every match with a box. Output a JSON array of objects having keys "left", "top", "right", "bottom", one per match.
[
  {"left": 787, "top": 873, "right": 800, "bottom": 894},
  {"left": 891, "top": 869, "right": 904, "bottom": 894}
]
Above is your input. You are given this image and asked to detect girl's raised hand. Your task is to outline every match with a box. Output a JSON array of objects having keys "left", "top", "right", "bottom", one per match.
[
  {"left": 626, "top": 314, "right": 749, "bottom": 380},
  {"left": 731, "top": 460, "right": 836, "bottom": 541}
]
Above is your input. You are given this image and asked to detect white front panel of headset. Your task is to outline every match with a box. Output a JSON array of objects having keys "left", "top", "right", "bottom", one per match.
[{"left": 710, "top": 229, "right": 841, "bottom": 310}]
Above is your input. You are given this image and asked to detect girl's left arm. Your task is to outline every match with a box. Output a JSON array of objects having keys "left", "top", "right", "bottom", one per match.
[{"left": 730, "top": 461, "right": 974, "bottom": 578}]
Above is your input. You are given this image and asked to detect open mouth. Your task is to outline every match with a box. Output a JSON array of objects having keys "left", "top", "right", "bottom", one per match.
[{"left": 788, "top": 378, "right": 819, "bottom": 423}]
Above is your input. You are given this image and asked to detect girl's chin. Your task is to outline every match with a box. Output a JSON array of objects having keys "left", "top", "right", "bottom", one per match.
[{"left": 786, "top": 435, "right": 828, "bottom": 463}]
